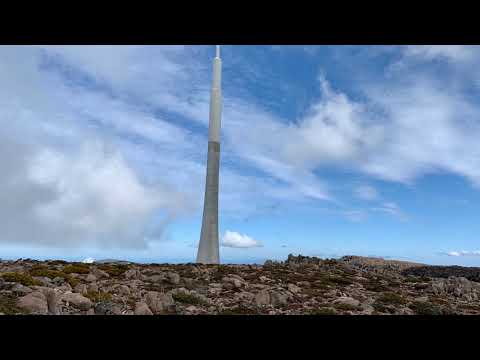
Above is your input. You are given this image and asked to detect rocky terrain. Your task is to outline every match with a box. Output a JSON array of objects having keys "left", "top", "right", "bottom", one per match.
[{"left": 1, "top": 254, "right": 480, "bottom": 315}]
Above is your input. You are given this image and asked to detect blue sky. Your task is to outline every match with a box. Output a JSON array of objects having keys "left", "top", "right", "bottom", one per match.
[{"left": 1, "top": 45, "right": 480, "bottom": 266}]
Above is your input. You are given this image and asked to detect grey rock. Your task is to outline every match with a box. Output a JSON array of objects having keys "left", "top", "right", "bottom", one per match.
[
  {"left": 91, "top": 268, "right": 110, "bottom": 279},
  {"left": 124, "top": 269, "right": 141, "bottom": 280},
  {"left": 270, "top": 291, "right": 289, "bottom": 307},
  {"left": 74, "top": 283, "right": 88, "bottom": 295},
  {"left": 52, "top": 277, "right": 64, "bottom": 285},
  {"left": 32, "top": 276, "right": 51, "bottom": 287},
  {"left": 11, "top": 283, "right": 33, "bottom": 296},
  {"left": 148, "top": 274, "right": 165, "bottom": 283},
  {"left": 17, "top": 292, "right": 48, "bottom": 314},
  {"left": 146, "top": 291, "right": 175, "bottom": 314},
  {"left": 166, "top": 272, "right": 180, "bottom": 285},
  {"left": 94, "top": 301, "right": 122, "bottom": 315},
  {"left": 185, "top": 305, "right": 199, "bottom": 313},
  {"left": 333, "top": 297, "right": 360, "bottom": 308},
  {"left": 255, "top": 290, "right": 271, "bottom": 306},
  {"left": 116, "top": 285, "right": 131, "bottom": 296},
  {"left": 85, "top": 274, "right": 97, "bottom": 282},
  {"left": 87, "top": 283, "right": 99, "bottom": 293},
  {"left": 134, "top": 302, "right": 153, "bottom": 315},
  {"left": 287, "top": 284, "right": 301, "bottom": 294},
  {"left": 62, "top": 292, "right": 93, "bottom": 311},
  {"left": 43, "top": 288, "right": 60, "bottom": 315}
]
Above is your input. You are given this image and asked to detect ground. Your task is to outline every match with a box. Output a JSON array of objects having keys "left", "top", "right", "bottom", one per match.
[{"left": 0, "top": 254, "right": 479, "bottom": 315}]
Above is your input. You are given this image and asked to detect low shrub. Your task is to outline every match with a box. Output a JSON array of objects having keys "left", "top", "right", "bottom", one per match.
[
  {"left": 85, "top": 291, "right": 112, "bottom": 303},
  {"left": 409, "top": 301, "right": 442, "bottom": 315},
  {"left": 376, "top": 292, "right": 407, "bottom": 305},
  {"left": 309, "top": 307, "right": 337, "bottom": 315},
  {"left": 1, "top": 272, "right": 42, "bottom": 287},
  {"left": 172, "top": 293, "right": 207, "bottom": 306},
  {"left": 97, "top": 264, "right": 129, "bottom": 277},
  {"left": 63, "top": 263, "right": 91, "bottom": 274}
]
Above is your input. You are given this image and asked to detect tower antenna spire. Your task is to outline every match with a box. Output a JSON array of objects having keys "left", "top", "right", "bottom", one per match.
[{"left": 196, "top": 45, "right": 223, "bottom": 264}]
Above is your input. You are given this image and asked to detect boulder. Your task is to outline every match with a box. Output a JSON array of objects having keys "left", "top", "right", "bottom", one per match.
[
  {"left": 333, "top": 297, "right": 360, "bottom": 308},
  {"left": 255, "top": 290, "right": 271, "bottom": 306},
  {"left": 62, "top": 292, "right": 93, "bottom": 311},
  {"left": 91, "top": 268, "right": 109, "bottom": 279},
  {"left": 148, "top": 274, "right": 165, "bottom": 283},
  {"left": 11, "top": 284, "right": 33, "bottom": 296},
  {"left": 134, "top": 302, "right": 153, "bottom": 315},
  {"left": 124, "top": 269, "right": 141, "bottom": 280},
  {"left": 270, "top": 291, "right": 289, "bottom": 306},
  {"left": 185, "top": 305, "right": 199, "bottom": 313},
  {"left": 17, "top": 292, "right": 48, "bottom": 314},
  {"left": 222, "top": 276, "right": 243, "bottom": 289},
  {"left": 43, "top": 288, "right": 60, "bottom": 315},
  {"left": 116, "top": 285, "right": 131, "bottom": 296},
  {"left": 166, "top": 272, "right": 180, "bottom": 285},
  {"left": 74, "top": 283, "right": 88, "bottom": 295},
  {"left": 85, "top": 274, "right": 97, "bottom": 283},
  {"left": 145, "top": 291, "right": 175, "bottom": 314},
  {"left": 87, "top": 283, "right": 99, "bottom": 293},
  {"left": 287, "top": 284, "right": 301, "bottom": 294},
  {"left": 94, "top": 301, "right": 122, "bottom": 315}
]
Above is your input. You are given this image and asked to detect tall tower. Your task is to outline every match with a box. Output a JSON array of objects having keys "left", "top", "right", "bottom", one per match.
[{"left": 197, "top": 45, "right": 223, "bottom": 264}]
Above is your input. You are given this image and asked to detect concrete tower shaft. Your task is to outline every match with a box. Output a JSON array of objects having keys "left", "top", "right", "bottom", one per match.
[{"left": 197, "top": 46, "right": 223, "bottom": 264}]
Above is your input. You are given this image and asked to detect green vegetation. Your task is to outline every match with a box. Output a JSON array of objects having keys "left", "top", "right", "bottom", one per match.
[
  {"left": 29, "top": 264, "right": 65, "bottom": 279},
  {"left": 328, "top": 275, "right": 354, "bottom": 286},
  {"left": 98, "top": 264, "right": 129, "bottom": 277},
  {"left": 27, "top": 264, "right": 80, "bottom": 288},
  {"left": 409, "top": 301, "right": 442, "bottom": 315},
  {"left": 403, "top": 276, "right": 429, "bottom": 283},
  {"left": 376, "top": 292, "right": 407, "bottom": 305},
  {"left": 63, "top": 263, "right": 91, "bottom": 274},
  {"left": 66, "top": 276, "right": 80, "bottom": 288},
  {"left": 309, "top": 307, "right": 337, "bottom": 315},
  {"left": 372, "top": 303, "right": 395, "bottom": 314},
  {"left": 85, "top": 291, "right": 113, "bottom": 303},
  {"left": 333, "top": 303, "right": 361, "bottom": 312},
  {"left": 1, "top": 272, "right": 42, "bottom": 287},
  {"left": 0, "top": 293, "right": 28, "bottom": 315},
  {"left": 47, "top": 260, "right": 68, "bottom": 266},
  {"left": 219, "top": 306, "right": 257, "bottom": 315},
  {"left": 172, "top": 292, "right": 207, "bottom": 306}
]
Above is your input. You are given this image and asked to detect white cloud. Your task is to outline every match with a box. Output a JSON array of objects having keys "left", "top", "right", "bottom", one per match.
[
  {"left": 371, "top": 202, "right": 408, "bottom": 221},
  {"left": 354, "top": 185, "right": 379, "bottom": 201},
  {"left": 403, "top": 45, "right": 477, "bottom": 63},
  {"left": 446, "top": 251, "right": 480, "bottom": 257},
  {"left": 82, "top": 257, "right": 95, "bottom": 264},
  {"left": 221, "top": 231, "right": 263, "bottom": 248}
]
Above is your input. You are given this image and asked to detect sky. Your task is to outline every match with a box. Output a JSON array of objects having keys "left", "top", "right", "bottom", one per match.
[{"left": 1, "top": 45, "right": 480, "bottom": 266}]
